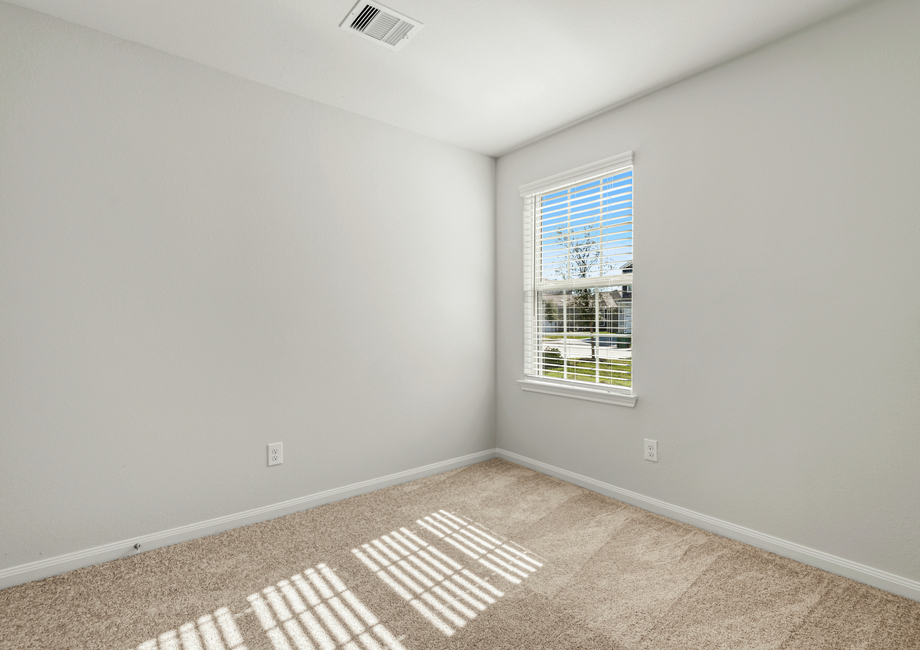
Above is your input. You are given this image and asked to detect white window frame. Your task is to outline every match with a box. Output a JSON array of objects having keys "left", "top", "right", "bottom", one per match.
[{"left": 518, "top": 152, "right": 637, "bottom": 408}]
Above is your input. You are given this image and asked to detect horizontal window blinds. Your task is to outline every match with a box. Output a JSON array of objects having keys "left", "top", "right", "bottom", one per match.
[{"left": 522, "top": 153, "right": 633, "bottom": 390}]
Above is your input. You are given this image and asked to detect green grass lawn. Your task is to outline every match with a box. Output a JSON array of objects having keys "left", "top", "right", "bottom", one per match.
[{"left": 542, "top": 356, "right": 632, "bottom": 388}]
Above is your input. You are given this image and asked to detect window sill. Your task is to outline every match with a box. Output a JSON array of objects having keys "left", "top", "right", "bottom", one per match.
[{"left": 518, "top": 378, "right": 637, "bottom": 408}]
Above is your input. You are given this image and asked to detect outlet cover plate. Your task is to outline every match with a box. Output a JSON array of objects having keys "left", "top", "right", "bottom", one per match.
[
  {"left": 644, "top": 439, "right": 658, "bottom": 462},
  {"left": 268, "top": 442, "right": 283, "bottom": 466}
]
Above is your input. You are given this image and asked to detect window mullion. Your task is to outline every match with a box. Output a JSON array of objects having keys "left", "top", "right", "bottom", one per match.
[
  {"left": 562, "top": 292, "right": 568, "bottom": 379},
  {"left": 595, "top": 290, "right": 600, "bottom": 384}
]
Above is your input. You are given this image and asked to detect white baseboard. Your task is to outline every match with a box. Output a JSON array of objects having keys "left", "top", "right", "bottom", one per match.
[
  {"left": 0, "top": 449, "right": 498, "bottom": 591},
  {"left": 496, "top": 448, "right": 920, "bottom": 602},
  {"left": 5, "top": 448, "right": 917, "bottom": 603}
]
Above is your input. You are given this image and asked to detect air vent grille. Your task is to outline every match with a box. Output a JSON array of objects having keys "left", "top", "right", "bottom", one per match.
[
  {"left": 384, "top": 21, "right": 413, "bottom": 45},
  {"left": 351, "top": 5, "right": 379, "bottom": 31},
  {"left": 340, "top": 1, "right": 423, "bottom": 50},
  {"left": 365, "top": 12, "right": 399, "bottom": 40}
]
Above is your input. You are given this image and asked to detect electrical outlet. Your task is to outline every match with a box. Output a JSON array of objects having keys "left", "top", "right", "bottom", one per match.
[
  {"left": 268, "top": 442, "right": 283, "bottom": 466},
  {"left": 644, "top": 439, "right": 658, "bottom": 462}
]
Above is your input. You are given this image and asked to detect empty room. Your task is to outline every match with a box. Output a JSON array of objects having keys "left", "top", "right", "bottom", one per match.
[{"left": 1, "top": 0, "right": 918, "bottom": 648}]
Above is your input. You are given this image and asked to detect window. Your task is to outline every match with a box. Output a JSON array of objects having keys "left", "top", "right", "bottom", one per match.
[{"left": 519, "top": 152, "right": 636, "bottom": 407}]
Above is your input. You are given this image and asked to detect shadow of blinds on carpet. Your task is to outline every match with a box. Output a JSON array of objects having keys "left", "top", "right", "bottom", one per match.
[
  {"left": 353, "top": 510, "right": 544, "bottom": 637},
  {"left": 129, "top": 563, "right": 406, "bottom": 650},
  {"left": 133, "top": 606, "right": 247, "bottom": 650},
  {"left": 248, "top": 563, "right": 407, "bottom": 650}
]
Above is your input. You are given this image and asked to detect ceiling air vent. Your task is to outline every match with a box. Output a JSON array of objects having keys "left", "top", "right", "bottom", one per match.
[{"left": 340, "top": 1, "right": 423, "bottom": 50}]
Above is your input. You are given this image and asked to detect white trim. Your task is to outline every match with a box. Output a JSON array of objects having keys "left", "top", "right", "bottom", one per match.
[
  {"left": 495, "top": 449, "right": 920, "bottom": 602},
  {"left": 519, "top": 378, "right": 637, "bottom": 407},
  {"left": 10, "top": 447, "right": 915, "bottom": 604},
  {"left": 537, "top": 274, "right": 633, "bottom": 292},
  {"left": 0, "top": 449, "right": 497, "bottom": 591},
  {"left": 519, "top": 151, "right": 633, "bottom": 197}
]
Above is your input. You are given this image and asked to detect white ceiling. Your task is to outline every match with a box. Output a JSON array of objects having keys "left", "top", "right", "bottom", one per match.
[{"left": 9, "top": 0, "right": 870, "bottom": 156}]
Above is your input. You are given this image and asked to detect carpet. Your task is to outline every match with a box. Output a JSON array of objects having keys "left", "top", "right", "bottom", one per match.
[{"left": 1, "top": 459, "right": 918, "bottom": 649}]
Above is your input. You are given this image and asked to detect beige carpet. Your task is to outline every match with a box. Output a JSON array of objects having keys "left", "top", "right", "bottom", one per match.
[{"left": 1, "top": 459, "right": 918, "bottom": 649}]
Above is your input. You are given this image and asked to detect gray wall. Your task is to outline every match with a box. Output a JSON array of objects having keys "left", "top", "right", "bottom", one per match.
[
  {"left": 0, "top": 3, "right": 495, "bottom": 570},
  {"left": 496, "top": 0, "right": 920, "bottom": 582}
]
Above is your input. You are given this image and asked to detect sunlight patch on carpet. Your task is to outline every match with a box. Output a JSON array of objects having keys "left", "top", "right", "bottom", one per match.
[
  {"left": 133, "top": 607, "right": 247, "bottom": 650},
  {"left": 248, "top": 564, "right": 407, "bottom": 650},
  {"left": 353, "top": 510, "right": 544, "bottom": 637}
]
